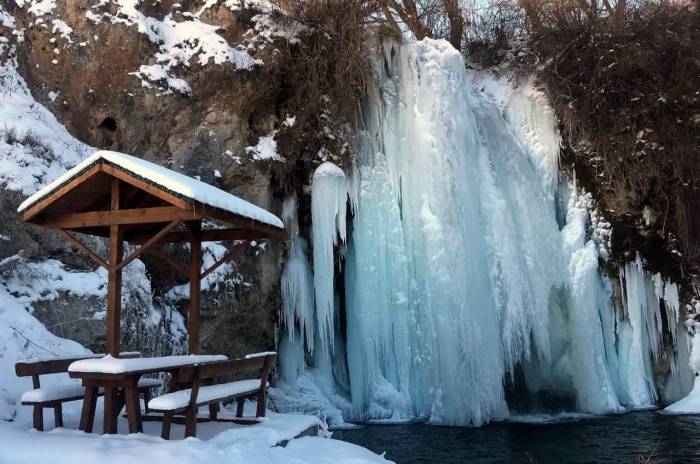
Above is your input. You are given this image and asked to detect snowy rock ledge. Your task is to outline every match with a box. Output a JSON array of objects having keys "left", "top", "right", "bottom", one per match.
[{"left": 665, "top": 377, "right": 700, "bottom": 414}]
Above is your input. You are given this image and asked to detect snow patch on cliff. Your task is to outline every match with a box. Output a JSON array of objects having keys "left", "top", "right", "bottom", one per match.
[
  {"left": 86, "top": 1, "right": 261, "bottom": 94},
  {"left": 0, "top": 54, "right": 91, "bottom": 195}
]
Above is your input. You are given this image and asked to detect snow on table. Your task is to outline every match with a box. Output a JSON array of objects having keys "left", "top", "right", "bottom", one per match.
[
  {"left": 149, "top": 379, "right": 266, "bottom": 411},
  {"left": 68, "top": 355, "right": 227, "bottom": 375},
  {"left": 17, "top": 150, "right": 284, "bottom": 229}
]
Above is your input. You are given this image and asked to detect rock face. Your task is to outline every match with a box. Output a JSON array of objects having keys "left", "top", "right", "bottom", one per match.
[{"left": 0, "top": 0, "right": 303, "bottom": 358}]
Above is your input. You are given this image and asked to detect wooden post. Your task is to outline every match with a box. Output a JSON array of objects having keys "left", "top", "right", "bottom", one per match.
[
  {"left": 188, "top": 220, "right": 202, "bottom": 354},
  {"left": 106, "top": 179, "right": 123, "bottom": 357}
]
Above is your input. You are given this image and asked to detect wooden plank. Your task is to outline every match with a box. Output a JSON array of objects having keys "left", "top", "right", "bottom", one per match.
[
  {"left": 56, "top": 229, "right": 108, "bottom": 269},
  {"left": 54, "top": 404, "right": 63, "bottom": 428},
  {"left": 103, "top": 386, "right": 118, "bottom": 434},
  {"left": 176, "top": 355, "right": 276, "bottom": 382},
  {"left": 257, "top": 355, "right": 273, "bottom": 418},
  {"left": 15, "top": 354, "right": 118, "bottom": 377},
  {"left": 101, "top": 164, "right": 192, "bottom": 211},
  {"left": 21, "top": 164, "right": 103, "bottom": 222},
  {"left": 124, "top": 377, "right": 141, "bottom": 434},
  {"left": 33, "top": 406, "right": 43, "bottom": 431},
  {"left": 106, "top": 179, "right": 123, "bottom": 358},
  {"left": 162, "top": 412, "right": 173, "bottom": 440},
  {"left": 188, "top": 221, "right": 202, "bottom": 355},
  {"left": 37, "top": 206, "right": 203, "bottom": 229},
  {"left": 116, "top": 220, "right": 181, "bottom": 271},
  {"left": 199, "top": 242, "right": 246, "bottom": 280},
  {"left": 79, "top": 382, "right": 99, "bottom": 433},
  {"left": 129, "top": 227, "right": 272, "bottom": 244}
]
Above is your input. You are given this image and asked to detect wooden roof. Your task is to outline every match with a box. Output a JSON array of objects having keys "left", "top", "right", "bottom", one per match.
[{"left": 18, "top": 151, "right": 283, "bottom": 241}]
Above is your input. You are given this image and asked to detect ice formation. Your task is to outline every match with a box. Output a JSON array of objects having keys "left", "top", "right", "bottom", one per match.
[
  {"left": 311, "top": 163, "right": 347, "bottom": 354},
  {"left": 276, "top": 39, "right": 692, "bottom": 426}
]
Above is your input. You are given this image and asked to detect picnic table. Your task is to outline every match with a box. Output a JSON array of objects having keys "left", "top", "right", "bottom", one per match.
[{"left": 68, "top": 354, "right": 227, "bottom": 434}]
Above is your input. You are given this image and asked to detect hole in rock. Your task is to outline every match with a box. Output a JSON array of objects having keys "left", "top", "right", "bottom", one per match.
[{"left": 98, "top": 117, "right": 117, "bottom": 132}]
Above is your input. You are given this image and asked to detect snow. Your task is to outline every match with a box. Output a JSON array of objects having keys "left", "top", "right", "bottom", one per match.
[
  {"left": 20, "top": 378, "right": 161, "bottom": 403},
  {"left": 665, "top": 376, "right": 700, "bottom": 414},
  {"left": 68, "top": 354, "right": 228, "bottom": 374},
  {"left": 246, "top": 132, "right": 282, "bottom": 161},
  {"left": 17, "top": 150, "right": 284, "bottom": 229},
  {"left": 85, "top": 1, "right": 261, "bottom": 93},
  {"left": 0, "top": 55, "right": 91, "bottom": 196},
  {"left": 20, "top": 383, "right": 84, "bottom": 403},
  {"left": 149, "top": 379, "right": 265, "bottom": 410},
  {"left": 0, "top": 282, "right": 90, "bottom": 419},
  {"left": 245, "top": 351, "right": 277, "bottom": 359},
  {"left": 0, "top": 399, "right": 390, "bottom": 464}
]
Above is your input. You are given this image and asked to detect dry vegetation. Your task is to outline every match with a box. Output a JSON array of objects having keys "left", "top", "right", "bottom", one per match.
[{"left": 518, "top": 0, "right": 700, "bottom": 281}]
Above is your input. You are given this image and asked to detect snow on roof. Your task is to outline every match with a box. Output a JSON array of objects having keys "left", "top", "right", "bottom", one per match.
[{"left": 17, "top": 150, "right": 284, "bottom": 229}]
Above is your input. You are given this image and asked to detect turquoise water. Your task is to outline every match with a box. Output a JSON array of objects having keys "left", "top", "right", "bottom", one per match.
[{"left": 333, "top": 411, "right": 700, "bottom": 463}]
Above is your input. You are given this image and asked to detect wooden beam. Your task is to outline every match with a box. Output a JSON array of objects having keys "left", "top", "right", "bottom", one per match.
[
  {"left": 200, "top": 242, "right": 247, "bottom": 280},
  {"left": 21, "top": 164, "right": 103, "bottom": 222},
  {"left": 37, "top": 206, "right": 204, "bottom": 229},
  {"left": 116, "top": 220, "right": 180, "bottom": 271},
  {"left": 128, "top": 228, "right": 273, "bottom": 244},
  {"left": 188, "top": 221, "right": 202, "bottom": 355},
  {"left": 106, "top": 179, "right": 123, "bottom": 358},
  {"left": 147, "top": 248, "right": 188, "bottom": 279},
  {"left": 199, "top": 205, "right": 284, "bottom": 238},
  {"left": 56, "top": 229, "right": 108, "bottom": 269},
  {"left": 101, "top": 163, "right": 191, "bottom": 211}
]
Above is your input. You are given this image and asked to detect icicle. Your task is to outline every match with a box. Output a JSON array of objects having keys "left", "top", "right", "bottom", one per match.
[
  {"left": 311, "top": 162, "right": 347, "bottom": 353},
  {"left": 280, "top": 196, "right": 316, "bottom": 352}
]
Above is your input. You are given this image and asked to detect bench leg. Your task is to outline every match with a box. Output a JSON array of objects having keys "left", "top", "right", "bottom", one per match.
[
  {"left": 142, "top": 390, "right": 151, "bottom": 415},
  {"left": 54, "top": 404, "right": 63, "bottom": 428},
  {"left": 80, "top": 382, "right": 98, "bottom": 433},
  {"left": 161, "top": 412, "right": 173, "bottom": 440},
  {"left": 256, "top": 389, "right": 266, "bottom": 418},
  {"left": 103, "top": 387, "right": 118, "bottom": 434},
  {"left": 208, "top": 403, "right": 218, "bottom": 420},
  {"left": 236, "top": 399, "right": 244, "bottom": 418},
  {"left": 184, "top": 406, "right": 197, "bottom": 438},
  {"left": 33, "top": 406, "right": 43, "bottom": 431},
  {"left": 124, "top": 378, "right": 142, "bottom": 434}
]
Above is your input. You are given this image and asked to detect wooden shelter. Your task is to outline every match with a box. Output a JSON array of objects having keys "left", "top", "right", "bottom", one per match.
[{"left": 18, "top": 150, "right": 284, "bottom": 356}]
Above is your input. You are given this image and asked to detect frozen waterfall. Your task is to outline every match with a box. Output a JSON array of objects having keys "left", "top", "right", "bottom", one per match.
[{"left": 273, "top": 39, "right": 692, "bottom": 426}]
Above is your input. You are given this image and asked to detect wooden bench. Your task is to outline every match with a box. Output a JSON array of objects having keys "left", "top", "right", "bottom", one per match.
[
  {"left": 15, "top": 353, "right": 162, "bottom": 431},
  {"left": 148, "top": 352, "right": 276, "bottom": 439}
]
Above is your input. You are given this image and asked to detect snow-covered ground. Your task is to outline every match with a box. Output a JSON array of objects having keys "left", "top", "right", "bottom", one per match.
[{"left": 0, "top": 399, "right": 391, "bottom": 464}]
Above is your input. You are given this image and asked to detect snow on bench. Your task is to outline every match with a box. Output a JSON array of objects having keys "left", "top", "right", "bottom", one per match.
[
  {"left": 148, "top": 379, "right": 266, "bottom": 411},
  {"left": 68, "top": 354, "right": 227, "bottom": 374},
  {"left": 244, "top": 351, "right": 277, "bottom": 359},
  {"left": 21, "top": 378, "right": 162, "bottom": 403}
]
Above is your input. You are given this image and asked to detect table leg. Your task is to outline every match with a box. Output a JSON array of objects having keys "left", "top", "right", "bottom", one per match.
[
  {"left": 79, "top": 382, "right": 98, "bottom": 433},
  {"left": 103, "top": 386, "right": 118, "bottom": 434},
  {"left": 124, "top": 377, "right": 142, "bottom": 434}
]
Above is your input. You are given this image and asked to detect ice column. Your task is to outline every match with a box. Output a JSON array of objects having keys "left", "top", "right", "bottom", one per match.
[{"left": 311, "top": 162, "right": 347, "bottom": 354}]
